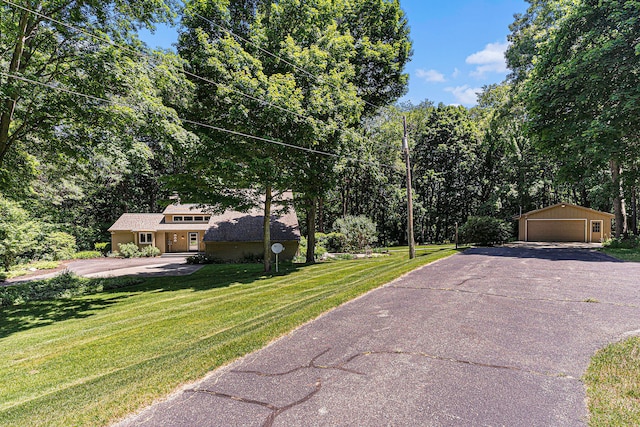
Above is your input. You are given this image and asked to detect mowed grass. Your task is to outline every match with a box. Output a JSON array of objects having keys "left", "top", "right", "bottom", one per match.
[
  {"left": 0, "top": 245, "right": 457, "bottom": 426},
  {"left": 584, "top": 337, "right": 640, "bottom": 426},
  {"left": 601, "top": 248, "right": 640, "bottom": 262}
]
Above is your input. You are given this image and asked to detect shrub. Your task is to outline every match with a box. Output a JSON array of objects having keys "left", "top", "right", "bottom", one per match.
[
  {"left": 94, "top": 242, "right": 111, "bottom": 256},
  {"left": 317, "top": 232, "right": 348, "bottom": 253},
  {"left": 459, "top": 216, "right": 512, "bottom": 246},
  {"left": 298, "top": 236, "right": 328, "bottom": 260},
  {"left": 0, "top": 271, "right": 143, "bottom": 306},
  {"left": 603, "top": 236, "right": 639, "bottom": 249},
  {"left": 118, "top": 242, "right": 140, "bottom": 258},
  {"left": 73, "top": 251, "right": 102, "bottom": 259},
  {"left": 39, "top": 231, "right": 77, "bottom": 261},
  {"left": 140, "top": 246, "right": 161, "bottom": 257},
  {"left": 333, "top": 215, "right": 378, "bottom": 253},
  {"left": 186, "top": 254, "right": 223, "bottom": 264}
]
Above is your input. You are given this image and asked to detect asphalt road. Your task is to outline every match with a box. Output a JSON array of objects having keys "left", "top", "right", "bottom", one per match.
[{"left": 116, "top": 246, "right": 640, "bottom": 426}]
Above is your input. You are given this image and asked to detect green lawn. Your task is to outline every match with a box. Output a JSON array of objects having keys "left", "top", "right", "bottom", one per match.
[
  {"left": 584, "top": 337, "right": 640, "bottom": 426},
  {"left": 0, "top": 245, "right": 458, "bottom": 427},
  {"left": 601, "top": 248, "right": 640, "bottom": 262}
]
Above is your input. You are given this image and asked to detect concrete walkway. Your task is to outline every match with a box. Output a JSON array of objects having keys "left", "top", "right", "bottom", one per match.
[{"left": 116, "top": 246, "right": 640, "bottom": 426}]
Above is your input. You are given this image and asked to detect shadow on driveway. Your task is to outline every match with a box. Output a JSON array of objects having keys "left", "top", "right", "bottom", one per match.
[{"left": 462, "top": 243, "right": 623, "bottom": 263}]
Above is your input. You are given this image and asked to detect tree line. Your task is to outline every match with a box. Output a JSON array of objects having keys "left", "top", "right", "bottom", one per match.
[{"left": 1, "top": 0, "right": 638, "bottom": 272}]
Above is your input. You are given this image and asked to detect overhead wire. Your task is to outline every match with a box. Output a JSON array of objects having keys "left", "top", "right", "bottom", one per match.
[
  {"left": 1, "top": 0, "right": 400, "bottom": 171},
  {"left": 0, "top": 0, "right": 310, "bottom": 122},
  {"left": 1, "top": 71, "right": 400, "bottom": 170},
  {"left": 193, "top": 12, "right": 384, "bottom": 112}
]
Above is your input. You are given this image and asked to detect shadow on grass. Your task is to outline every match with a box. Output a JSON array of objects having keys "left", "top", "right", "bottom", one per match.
[
  {"left": 0, "top": 262, "right": 304, "bottom": 338},
  {"left": 0, "top": 295, "right": 126, "bottom": 339}
]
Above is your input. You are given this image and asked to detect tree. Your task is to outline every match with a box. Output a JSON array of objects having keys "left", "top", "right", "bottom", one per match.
[
  {"left": 1, "top": 0, "right": 181, "bottom": 195},
  {"left": 0, "top": 196, "right": 38, "bottom": 270},
  {"left": 177, "top": 0, "right": 411, "bottom": 267},
  {"left": 506, "top": 0, "right": 640, "bottom": 236}
]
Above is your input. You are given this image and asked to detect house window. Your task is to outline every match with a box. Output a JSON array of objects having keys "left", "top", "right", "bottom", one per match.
[
  {"left": 174, "top": 216, "right": 183, "bottom": 222},
  {"left": 194, "top": 216, "right": 204, "bottom": 221},
  {"left": 592, "top": 222, "right": 601, "bottom": 233},
  {"left": 184, "top": 216, "right": 193, "bottom": 221},
  {"left": 139, "top": 232, "right": 153, "bottom": 244},
  {"left": 204, "top": 216, "right": 211, "bottom": 221}
]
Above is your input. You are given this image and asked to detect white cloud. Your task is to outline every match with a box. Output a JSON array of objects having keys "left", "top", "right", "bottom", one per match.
[
  {"left": 416, "top": 68, "right": 446, "bottom": 83},
  {"left": 466, "top": 41, "right": 509, "bottom": 77},
  {"left": 445, "top": 85, "right": 482, "bottom": 105},
  {"left": 452, "top": 67, "right": 460, "bottom": 79}
]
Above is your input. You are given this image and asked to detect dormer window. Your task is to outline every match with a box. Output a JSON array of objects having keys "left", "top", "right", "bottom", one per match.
[
  {"left": 174, "top": 216, "right": 183, "bottom": 222},
  {"left": 204, "top": 216, "right": 210, "bottom": 221},
  {"left": 194, "top": 216, "right": 204, "bottom": 221},
  {"left": 184, "top": 216, "right": 193, "bottom": 221}
]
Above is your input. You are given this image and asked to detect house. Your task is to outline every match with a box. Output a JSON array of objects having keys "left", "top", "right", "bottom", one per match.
[
  {"left": 108, "top": 197, "right": 300, "bottom": 261},
  {"left": 517, "top": 203, "right": 614, "bottom": 242}
]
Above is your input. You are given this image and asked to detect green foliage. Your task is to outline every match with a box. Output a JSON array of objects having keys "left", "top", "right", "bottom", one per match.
[
  {"left": 38, "top": 231, "right": 77, "bottom": 261},
  {"left": 186, "top": 253, "right": 223, "bottom": 264},
  {"left": 0, "top": 197, "right": 39, "bottom": 271},
  {"left": 603, "top": 237, "right": 640, "bottom": 250},
  {"left": 317, "top": 232, "right": 348, "bottom": 253},
  {"left": 333, "top": 215, "right": 378, "bottom": 253},
  {"left": 459, "top": 216, "right": 512, "bottom": 246},
  {"left": 94, "top": 242, "right": 111, "bottom": 256},
  {"left": 140, "top": 245, "right": 161, "bottom": 257},
  {"left": 0, "top": 271, "right": 143, "bottom": 307},
  {"left": 73, "top": 251, "right": 102, "bottom": 259},
  {"left": 117, "top": 242, "right": 141, "bottom": 258}
]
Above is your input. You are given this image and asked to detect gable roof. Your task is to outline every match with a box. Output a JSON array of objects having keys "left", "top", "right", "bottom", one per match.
[
  {"left": 162, "top": 204, "right": 211, "bottom": 215},
  {"left": 520, "top": 203, "right": 614, "bottom": 218},
  {"left": 203, "top": 207, "right": 300, "bottom": 242},
  {"left": 108, "top": 196, "right": 300, "bottom": 241}
]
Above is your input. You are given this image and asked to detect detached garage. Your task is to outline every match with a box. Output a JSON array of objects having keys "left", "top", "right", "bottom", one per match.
[{"left": 518, "top": 203, "right": 614, "bottom": 243}]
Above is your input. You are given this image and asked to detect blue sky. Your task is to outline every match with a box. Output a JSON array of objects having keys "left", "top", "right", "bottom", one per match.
[{"left": 139, "top": 0, "right": 528, "bottom": 107}]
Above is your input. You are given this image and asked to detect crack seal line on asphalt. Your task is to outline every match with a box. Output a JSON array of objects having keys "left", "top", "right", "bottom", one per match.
[
  {"left": 233, "top": 347, "right": 572, "bottom": 382},
  {"left": 233, "top": 348, "right": 365, "bottom": 377},
  {"left": 185, "top": 378, "right": 321, "bottom": 427},
  {"left": 180, "top": 347, "right": 575, "bottom": 427},
  {"left": 392, "top": 285, "right": 640, "bottom": 308}
]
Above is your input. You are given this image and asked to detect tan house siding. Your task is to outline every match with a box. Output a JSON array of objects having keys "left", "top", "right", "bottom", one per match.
[
  {"left": 205, "top": 241, "right": 298, "bottom": 261},
  {"left": 518, "top": 204, "right": 614, "bottom": 242},
  {"left": 111, "top": 231, "right": 135, "bottom": 251}
]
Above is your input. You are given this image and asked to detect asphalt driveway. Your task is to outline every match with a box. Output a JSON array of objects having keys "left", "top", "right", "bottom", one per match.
[
  {"left": 6, "top": 257, "right": 203, "bottom": 284},
  {"left": 116, "top": 246, "right": 640, "bottom": 426}
]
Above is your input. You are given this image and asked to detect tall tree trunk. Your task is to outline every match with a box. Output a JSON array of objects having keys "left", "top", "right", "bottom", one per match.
[
  {"left": 610, "top": 159, "right": 628, "bottom": 237},
  {"left": 0, "top": 11, "right": 30, "bottom": 165},
  {"left": 262, "top": 184, "right": 272, "bottom": 272},
  {"left": 305, "top": 197, "right": 317, "bottom": 264},
  {"left": 317, "top": 196, "right": 324, "bottom": 233},
  {"left": 631, "top": 187, "right": 638, "bottom": 236}
]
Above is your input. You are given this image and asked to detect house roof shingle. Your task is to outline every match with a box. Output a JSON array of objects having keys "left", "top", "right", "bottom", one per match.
[{"left": 108, "top": 197, "right": 300, "bottom": 242}]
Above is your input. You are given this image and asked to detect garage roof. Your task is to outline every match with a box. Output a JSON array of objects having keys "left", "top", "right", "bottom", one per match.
[{"left": 520, "top": 203, "right": 614, "bottom": 218}]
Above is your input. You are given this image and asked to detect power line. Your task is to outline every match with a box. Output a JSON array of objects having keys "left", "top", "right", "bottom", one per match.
[
  {"left": 1, "top": 71, "right": 398, "bottom": 170},
  {"left": 1, "top": 0, "right": 310, "bottom": 123},
  {"left": 193, "top": 12, "right": 383, "bottom": 112}
]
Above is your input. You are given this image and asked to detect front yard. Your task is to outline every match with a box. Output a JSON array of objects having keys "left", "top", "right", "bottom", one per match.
[{"left": 0, "top": 245, "right": 457, "bottom": 427}]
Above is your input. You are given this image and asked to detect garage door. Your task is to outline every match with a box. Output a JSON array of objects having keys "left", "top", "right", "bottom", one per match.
[{"left": 526, "top": 220, "right": 586, "bottom": 242}]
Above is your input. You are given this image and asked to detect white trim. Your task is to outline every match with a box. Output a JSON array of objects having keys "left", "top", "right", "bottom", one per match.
[
  {"left": 525, "top": 218, "right": 587, "bottom": 242},
  {"left": 188, "top": 232, "right": 199, "bottom": 251},
  {"left": 589, "top": 220, "right": 603, "bottom": 243}
]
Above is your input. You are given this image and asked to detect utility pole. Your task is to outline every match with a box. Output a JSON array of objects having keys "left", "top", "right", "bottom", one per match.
[{"left": 403, "top": 116, "right": 416, "bottom": 259}]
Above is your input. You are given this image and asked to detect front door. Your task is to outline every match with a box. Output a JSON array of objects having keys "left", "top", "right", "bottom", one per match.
[
  {"left": 188, "top": 232, "right": 199, "bottom": 251},
  {"left": 590, "top": 220, "right": 603, "bottom": 242}
]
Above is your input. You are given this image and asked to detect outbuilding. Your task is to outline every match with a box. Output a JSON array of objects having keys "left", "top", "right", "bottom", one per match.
[{"left": 518, "top": 203, "right": 614, "bottom": 243}]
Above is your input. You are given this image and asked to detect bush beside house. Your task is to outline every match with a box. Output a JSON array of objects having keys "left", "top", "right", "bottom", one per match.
[{"left": 459, "top": 216, "right": 512, "bottom": 246}]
